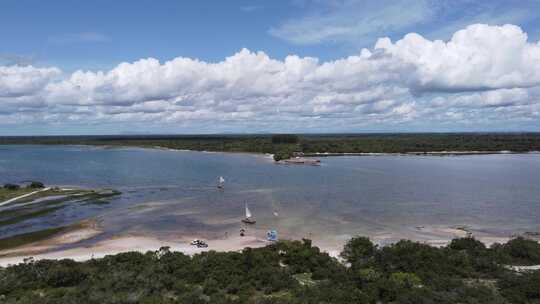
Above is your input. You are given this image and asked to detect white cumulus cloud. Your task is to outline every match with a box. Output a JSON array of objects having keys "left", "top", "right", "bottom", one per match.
[
  {"left": 375, "top": 24, "right": 540, "bottom": 92},
  {"left": 0, "top": 65, "right": 60, "bottom": 98},
  {"left": 2, "top": 24, "right": 540, "bottom": 133}
]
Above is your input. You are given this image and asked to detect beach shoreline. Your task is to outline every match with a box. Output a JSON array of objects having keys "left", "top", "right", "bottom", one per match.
[
  {"left": 0, "top": 232, "right": 267, "bottom": 267},
  {"left": 0, "top": 223, "right": 521, "bottom": 268}
]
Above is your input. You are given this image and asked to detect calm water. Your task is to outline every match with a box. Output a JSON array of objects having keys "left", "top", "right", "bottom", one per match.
[{"left": 1, "top": 145, "right": 539, "bottom": 246}]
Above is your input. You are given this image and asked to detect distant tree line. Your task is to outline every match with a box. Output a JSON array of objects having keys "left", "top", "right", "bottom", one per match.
[
  {"left": 2, "top": 181, "right": 44, "bottom": 191},
  {"left": 271, "top": 134, "right": 299, "bottom": 144},
  {"left": 1, "top": 236, "right": 539, "bottom": 303},
  {"left": 2, "top": 133, "right": 540, "bottom": 161}
]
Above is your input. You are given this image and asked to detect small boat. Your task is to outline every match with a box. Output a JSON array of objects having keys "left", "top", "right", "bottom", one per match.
[
  {"left": 241, "top": 203, "right": 256, "bottom": 224},
  {"left": 217, "top": 176, "right": 225, "bottom": 189}
]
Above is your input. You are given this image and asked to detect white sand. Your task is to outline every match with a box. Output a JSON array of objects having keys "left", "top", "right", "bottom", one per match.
[
  {"left": 0, "top": 222, "right": 519, "bottom": 267},
  {"left": 0, "top": 232, "right": 267, "bottom": 267},
  {"left": 507, "top": 265, "right": 540, "bottom": 272}
]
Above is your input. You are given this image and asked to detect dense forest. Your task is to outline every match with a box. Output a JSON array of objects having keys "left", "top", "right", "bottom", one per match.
[
  {"left": 1, "top": 236, "right": 539, "bottom": 303},
  {"left": 2, "top": 133, "right": 540, "bottom": 161}
]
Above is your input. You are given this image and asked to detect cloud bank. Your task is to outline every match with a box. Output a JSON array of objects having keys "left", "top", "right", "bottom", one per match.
[{"left": 2, "top": 24, "right": 540, "bottom": 133}]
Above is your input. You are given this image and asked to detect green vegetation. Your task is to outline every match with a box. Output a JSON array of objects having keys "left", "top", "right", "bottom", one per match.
[
  {"left": 2, "top": 184, "right": 20, "bottom": 191},
  {"left": 298, "top": 133, "right": 540, "bottom": 154},
  {"left": 1, "top": 236, "right": 539, "bottom": 303},
  {"left": 272, "top": 148, "right": 296, "bottom": 161},
  {"left": 27, "top": 181, "right": 44, "bottom": 189},
  {"left": 271, "top": 134, "right": 299, "bottom": 145},
  {"left": 0, "top": 182, "right": 47, "bottom": 202},
  {"left": 3, "top": 133, "right": 540, "bottom": 160},
  {"left": 0, "top": 188, "right": 30, "bottom": 202}
]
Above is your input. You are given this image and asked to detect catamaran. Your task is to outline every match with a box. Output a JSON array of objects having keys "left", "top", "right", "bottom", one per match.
[
  {"left": 217, "top": 176, "right": 225, "bottom": 189},
  {"left": 242, "top": 203, "right": 256, "bottom": 224}
]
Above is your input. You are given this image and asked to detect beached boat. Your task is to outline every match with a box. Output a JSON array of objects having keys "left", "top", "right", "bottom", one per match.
[
  {"left": 217, "top": 176, "right": 225, "bottom": 189},
  {"left": 190, "top": 239, "right": 208, "bottom": 248},
  {"left": 281, "top": 157, "right": 321, "bottom": 165},
  {"left": 241, "top": 203, "right": 256, "bottom": 224}
]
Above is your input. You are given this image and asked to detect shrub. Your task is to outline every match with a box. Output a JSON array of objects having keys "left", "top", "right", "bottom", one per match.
[
  {"left": 273, "top": 150, "right": 293, "bottom": 161},
  {"left": 449, "top": 237, "right": 486, "bottom": 253},
  {"left": 3, "top": 183, "right": 20, "bottom": 190},
  {"left": 341, "top": 236, "right": 376, "bottom": 268},
  {"left": 27, "top": 181, "right": 45, "bottom": 189},
  {"left": 496, "top": 237, "right": 540, "bottom": 265}
]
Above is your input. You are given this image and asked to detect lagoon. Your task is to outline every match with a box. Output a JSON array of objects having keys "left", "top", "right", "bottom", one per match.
[{"left": 1, "top": 145, "right": 540, "bottom": 253}]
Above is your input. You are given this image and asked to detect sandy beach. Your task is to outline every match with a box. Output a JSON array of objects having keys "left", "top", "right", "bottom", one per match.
[
  {"left": 0, "top": 232, "right": 266, "bottom": 267},
  {"left": 0, "top": 221, "right": 515, "bottom": 267}
]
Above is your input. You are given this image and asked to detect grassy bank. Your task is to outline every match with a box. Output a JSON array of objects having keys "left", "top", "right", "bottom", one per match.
[
  {"left": 0, "top": 188, "right": 35, "bottom": 202},
  {"left": 0, "top": 236, "right": 539, "bottom": 303},
  {"left": 0, "top": 185, "right": 46, "bottom": 203}
]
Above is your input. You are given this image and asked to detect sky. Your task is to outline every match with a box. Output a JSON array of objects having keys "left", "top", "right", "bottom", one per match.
[{"left": 2, "top": 0, "right": 540, "bottom": 135}]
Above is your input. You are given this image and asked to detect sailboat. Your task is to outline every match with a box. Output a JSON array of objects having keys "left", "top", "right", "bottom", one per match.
[
  {"left": 241, "top": 203, "right": 256, "bottom": 224},
  {"left": 217, "top": 176, "right": 225, "bottom": 189}
]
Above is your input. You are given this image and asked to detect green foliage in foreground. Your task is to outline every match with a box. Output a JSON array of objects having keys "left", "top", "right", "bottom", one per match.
[{"left": 1, "top": 237, "right": 540, "bottom": 303}]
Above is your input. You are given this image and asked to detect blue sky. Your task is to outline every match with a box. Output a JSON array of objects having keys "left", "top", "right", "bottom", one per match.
[
  {"left": 1, "top": 0, "right": 309, "bottom": 70},
  {"left": 4, "top": 0, "right": 540, "bottom": 70},
  {"left": 2, "top": 0, "right": 540, "bottom": 134}
]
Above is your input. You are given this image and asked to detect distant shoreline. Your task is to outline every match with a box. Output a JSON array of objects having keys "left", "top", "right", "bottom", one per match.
[
  {"left": 147, "top": 145, "right": 540, "bottom": 157},
  {"left": 303, "top": 150, "right": 540, "bottom": 157},
  {"left": 2, "top": 143, "right": 540, "bottom": 158},
  {"left": 2, "top": 133, "right": 540, "bottom": 158}
]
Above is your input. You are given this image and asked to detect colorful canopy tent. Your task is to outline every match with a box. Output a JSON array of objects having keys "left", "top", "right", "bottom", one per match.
[{"left": 266, "top": 230, "right": 278, "bottom": 242}]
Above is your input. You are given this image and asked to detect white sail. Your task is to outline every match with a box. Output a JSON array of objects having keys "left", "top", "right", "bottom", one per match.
[
  {"left": 245, "top": 204, "right": 252, "bottom": 219},
  {"left": 219, "top": 176, "right": 225, "bottom": 184}
]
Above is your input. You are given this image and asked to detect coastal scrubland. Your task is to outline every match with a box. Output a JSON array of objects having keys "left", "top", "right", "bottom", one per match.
[{"left": 1, "top": 236, "right": 539, "bottom": 303}]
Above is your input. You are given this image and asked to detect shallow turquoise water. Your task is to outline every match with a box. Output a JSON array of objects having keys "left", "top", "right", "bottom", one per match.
[{"left": 1, "top": 145, "right": 539, "bottom": 245}]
